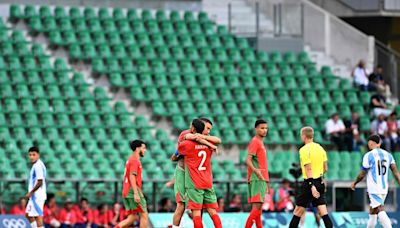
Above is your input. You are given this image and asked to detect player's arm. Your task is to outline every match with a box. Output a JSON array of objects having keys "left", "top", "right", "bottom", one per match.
[
  {"left": 246, "top": 154, "right": 265, "bottom": 181},
  {"left": 165, "top": 178, "right": 176, "bottom": 188},
  {"left": 197, "top": 134, "right": 221, "bottom": 145},
  {"left": 323, "top": 161, "right": 328, "bottom": 173},
  {"left": 129, "top": 172, "right": 140, "bottom": 203},
  {"left": 26, "top": 165, "right": 44, "bottom": 198},
  {"left": 351, "top": 170, "right": 367, "bottom": 190},
  {"left": 184, "top": 133, "right": 217, "bottom": 150},
  {"left": 25, "top": 179, "right": 43, "bottom": 198},
  {"left": 390, "top": 163, "right": 400, "bottom": 185},
  {"left": 170, "top": 150, "right": 180, "bottom": 161}
]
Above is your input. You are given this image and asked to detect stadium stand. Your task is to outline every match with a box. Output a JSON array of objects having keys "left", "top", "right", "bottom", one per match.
[{"left": 11, "top": 5, "right": 371, "bottom": 146}]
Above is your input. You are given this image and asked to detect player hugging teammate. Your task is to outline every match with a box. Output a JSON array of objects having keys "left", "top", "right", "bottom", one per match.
[{"left": 169, "top": 118, "right": 222, "bottom": 228}]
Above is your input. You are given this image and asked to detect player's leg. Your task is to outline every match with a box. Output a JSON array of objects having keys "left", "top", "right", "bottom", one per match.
[
  {"left": 116, "top": 214, "right": 136, "bottom": 228},
  {"left": 316, "top": 205, "right": 332, "bottom": 228},
  {"left": 34, "top": 199, "right": 45, "bottom": 228},
  {"left": 138, "top": 211, "right": 149, "bottom": 228},
  {"left": 186, "top": 188, "right": 205, "bottom": 228},
  {"left": 172, "top": 166, "right": 186, "bottom": 227},
  {"left": 289, "top": 206, "right": 306, "bottom": 228},
  {"left": 377, "top": 206, "right": 392, "bottom": 228},
  {"left": 172, "top": 202, "right": 185, "bottom": 227},
  {"left": 368, "top": 206, "right": 378, "bottom": 228},
  {"left": 203, "top": 188, "right": 222, "bottom": 228},
  {"left": 192, "top": 210, "right": 203, "bottom": 228},
  {"left": 245, "top": 180, "right": 266, "bottom": 228},
  {"left": 369, "top": 194, "right": 391, "bottom": 228},
  {"left": 35, "top": 216, "right": 44, "bottom": 228}
]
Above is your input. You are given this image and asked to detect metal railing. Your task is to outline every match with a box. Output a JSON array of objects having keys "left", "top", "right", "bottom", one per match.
[{"left": 375, "top": 40, "right": 400, "bottom": 98}]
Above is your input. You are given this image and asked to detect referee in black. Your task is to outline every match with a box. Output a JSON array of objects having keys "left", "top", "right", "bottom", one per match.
[{"left": 289, "top": 127, "right": 333, "bottom": 228}]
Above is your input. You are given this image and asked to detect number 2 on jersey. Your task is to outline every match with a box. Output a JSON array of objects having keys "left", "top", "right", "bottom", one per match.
[
  {"left": 198, "top": 150, "right": 207, "bottom": 171},
  {"left": 377, "top": 160, "right": 387, "bottom": 176}
]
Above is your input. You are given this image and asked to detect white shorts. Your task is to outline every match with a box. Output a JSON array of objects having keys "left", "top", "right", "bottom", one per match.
[
  {"left": 369, "top": 193, "right": 387, "bottom": 208},
  {"left": 25, "top": 197, "right": 45, "bottom": 217}
]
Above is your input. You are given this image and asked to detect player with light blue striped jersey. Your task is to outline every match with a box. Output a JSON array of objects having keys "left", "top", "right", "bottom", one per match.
[
  {"left": 351, "top": 135, "right": 400, "bottom": 228},
  {"left": 25, "top": 146, "right": 47, "bottom": 228}
]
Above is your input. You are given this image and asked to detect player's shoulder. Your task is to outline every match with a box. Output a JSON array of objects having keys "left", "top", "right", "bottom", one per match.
[{"left": 179, "top": 129, "right": 191, "bottom": 137}]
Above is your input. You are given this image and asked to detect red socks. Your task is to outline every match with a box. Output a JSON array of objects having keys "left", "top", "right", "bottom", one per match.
[
  {"left": 211, "top": 214, "right": 222, "bottom": 228},
  {"left": 193, "top": 216, "right": 203, "bottom": 228},
  {"left": 245, "top": 208, "right": 263, "bottom": 228},
  {"left": 115, "top": 226, "right": 120, "bottom": 228}
]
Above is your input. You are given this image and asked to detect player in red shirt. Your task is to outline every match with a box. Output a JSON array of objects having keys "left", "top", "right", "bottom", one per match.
[
  {"left": 116, "top": 139, "right": 148, "bottom": 228},
  {"left": 10, "top": 197, "right": 26, "bottom": 215},
  {"left": 245, "top": 119, "right": 270, "bottom": 228},
  {"left": 178, "top": 120, "right": 222, "bottom": 228},
  {"left": 168, "top": 118, "right": 221, "bottom": 228}
]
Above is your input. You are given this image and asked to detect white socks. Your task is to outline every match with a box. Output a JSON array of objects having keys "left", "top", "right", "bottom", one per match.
[
  {"left": 378, "top": 211, "right": 392, "bottom": 228},
  {"left": 30, "top": 221, "right": 37, "bottom": 228},
  {"left": 367, "top": 214, "right": 377, "bottom": 228},
  {"left": 172, "top": 225, "right": 180, "bottom": 228}
]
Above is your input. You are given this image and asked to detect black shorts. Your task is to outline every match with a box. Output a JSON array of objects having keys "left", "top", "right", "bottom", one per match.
[{"left": 295, "top": 178, "right": 326, "bottom": 208}]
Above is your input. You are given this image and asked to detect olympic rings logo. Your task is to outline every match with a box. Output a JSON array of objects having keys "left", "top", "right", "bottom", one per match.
[{"left": 1, "top": 218, "right": 27, "bottom": 228}]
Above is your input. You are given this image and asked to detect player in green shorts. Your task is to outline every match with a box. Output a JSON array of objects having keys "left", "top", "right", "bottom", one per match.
[
  {"left": 245, "top": 119, "right": 270, "bottom": 228},
  {"left": 116, "top": 140, "right": 148, "bottom": 228},
  {"left": 178, "top": 119, "right": 222, "bottom": 228},
  {"left": 167, "top": 118, "right": 221, "bottom": 228}
]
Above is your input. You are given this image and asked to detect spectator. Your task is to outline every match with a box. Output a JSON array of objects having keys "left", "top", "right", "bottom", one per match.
[
  {"left": 9, "top": 197, "right": 26, "bottom": 215},
  {"left": 58, "top": 199, "right": 77, "bottom": 228},
  {"left": 325, "top": 113, "right": 347, "bottom": 151},
  {"left": 110, "top": 203, "right": 125, "bottom": 226},
  {"left": 370, "top": 114, "right": 390, "bottom": 150},
  {"left": 94, "top": 204, "right": 112, "bottom": 228},
  {"left": 262, "top": 188, "right": 275, "bottom": 212},
  {"left": 74, "top": 198, "right": 94, "bottom": 228},
  {"left": 158, "top": 197, "right": 173, "bottom": 213},
  {"left": 226, "top": 194, "right": 242, "bottom": 212},
  {"left": 274, "top": 179, "right": 294, "bottom": 212},
  {"left": 370, "top": 88, "right": 392, "bottom": 117},
  {"left": 344, "top": 112, "right": 363, "bottom": 151},
  {"left": 352, "top": 60, "right": 372, "bottom": 91},
  {"left": 216, "top": 197, "right": 225, "bottom": 212},
  {"left": 387, "top": 112, "right": 399, "bottom": 151},
  {"left": 1, "top": 202, "right": 5, "bottom": 214},
  {"left": 44, "top": 193, "right": 61, "bottom": 228},
  {"left": 369, "top": 65, "right": 391, "bottom": 97}
]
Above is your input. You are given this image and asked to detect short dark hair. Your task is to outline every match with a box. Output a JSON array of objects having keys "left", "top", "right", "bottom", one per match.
[
  {"left": 130, "top": 139, "right": 145, "bottom": 151},
  {"left": 28, "top": 146, "right": 39, "bottom": 153},
  {"left": 80, "top": 197, "right": 88, "bottom": 203},
  {"left": 368, "top": 135, "right": 381, "bottom": 144},
  {"left": 254, "top": 119, "right": 267, "bottom": 128},
  {"left": 377, "top": 65, "right": 383, "bottom": 69},
  {"left": 200, "top": 117, "right": 213, "bottom": 125},
  {"left": 192, "top": 118, "right": 205, "bottom": 133}
]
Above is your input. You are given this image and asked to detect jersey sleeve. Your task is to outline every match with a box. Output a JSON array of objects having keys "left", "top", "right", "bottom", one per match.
[
  {"left": 362, "top": 153, "right": 371, "bottom": 170},
  {"left": 177, "top": 141, "right": 189, "bottom": 156},
  {"left": 248, "top": 140, "right": 258, "bottom": 156},
  {"left": 389, "top": 153, "right": 395, "bottom": 165},
  {"left": 299, "top": 147, "right": 311, "bottom": 165},
  {"left": 34, "top": 164, "right": 45, "bottom": 180},
  {"left": 129, "top": 159, "right": 139, "bottom": 176}
]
